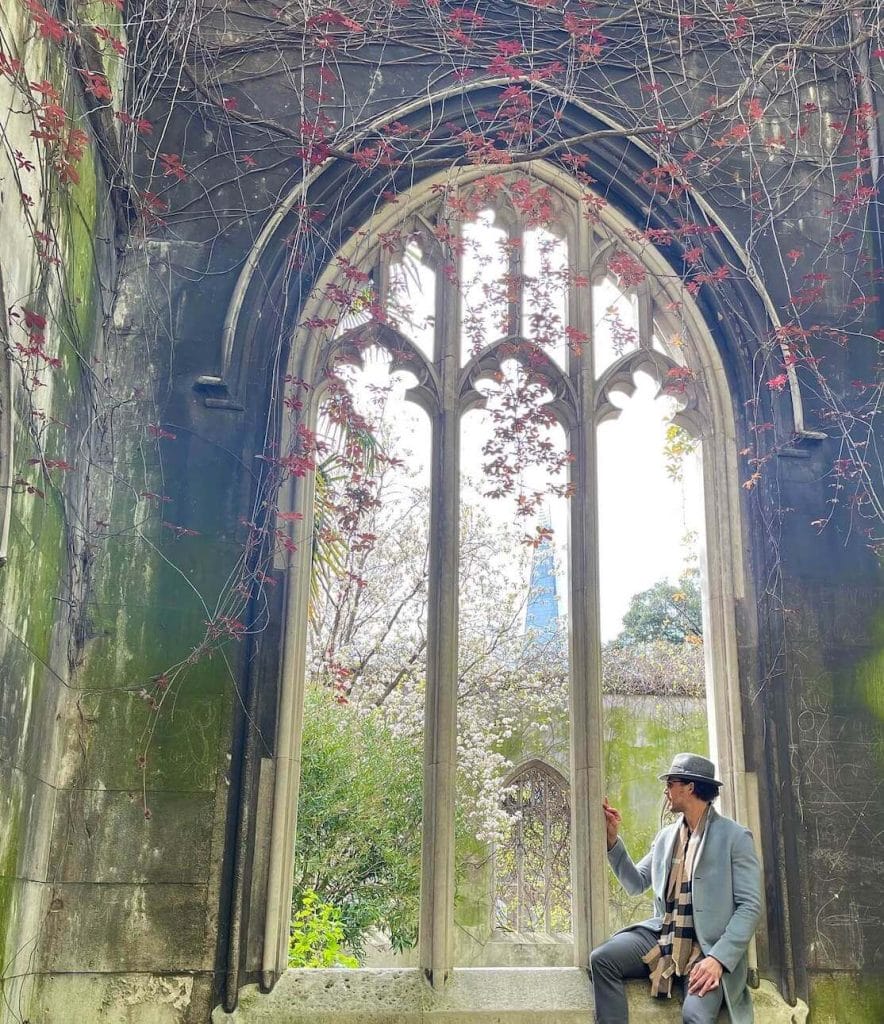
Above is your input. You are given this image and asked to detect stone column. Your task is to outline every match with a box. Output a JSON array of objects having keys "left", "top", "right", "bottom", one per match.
[
  {"left": 419, "top": 228, "right": 461, "bottom": 989},
  {"left": 568, "top": 217, "right": 608, "bottom": 965}
]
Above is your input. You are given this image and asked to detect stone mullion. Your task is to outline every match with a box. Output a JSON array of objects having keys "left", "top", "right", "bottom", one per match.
[
  {"left": 637, "top": 282, "right": 653, "bottom": 349},
  {"left": 418, "top": 220, "right": 461, "bottom": 989},
  {"left": 567, "top": 218, "right": 608, "bottom": 967},
  {"left": 507, "top": 223, "right": 523, "bottom": 340},
  {"left": 263, "top": 380, "right": 323, "bottom": 984}
]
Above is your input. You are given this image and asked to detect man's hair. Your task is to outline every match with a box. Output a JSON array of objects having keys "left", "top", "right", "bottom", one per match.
[{"left": 690, "top": 779, "right": 720, "bottom": 803}]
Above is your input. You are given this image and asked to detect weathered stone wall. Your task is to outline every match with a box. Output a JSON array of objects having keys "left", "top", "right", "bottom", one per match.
[
  {"left": 0, "top": 1, "right": 116, "bottom": 1017},
  {"left": 0, "top": 3, "right": 881, "bottom": 1023},
  {"left": 0, "top": 5, "right": 237, "bottom": 1020}
]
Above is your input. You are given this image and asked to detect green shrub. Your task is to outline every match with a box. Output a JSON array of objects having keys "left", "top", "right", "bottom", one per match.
[{"left": 292, "top": 685, "right": 423, "bottom": 958}]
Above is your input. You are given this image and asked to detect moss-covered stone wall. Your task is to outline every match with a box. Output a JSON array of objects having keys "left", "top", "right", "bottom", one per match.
[
  {"left": 0, "top": 2, "right": 112, "bottom": 1017},
  {"left": 0, "top": 3, "right": 881, "bottom": 1022}
]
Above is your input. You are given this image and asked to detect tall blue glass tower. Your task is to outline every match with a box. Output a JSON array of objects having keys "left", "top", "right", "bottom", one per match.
[{"left": 525, "top": 528, "right": 560, "bottom": 644}]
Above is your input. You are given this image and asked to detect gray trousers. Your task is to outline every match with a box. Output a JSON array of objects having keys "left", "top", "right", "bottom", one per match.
[{"left": 589, "top": 926, "right": 725, "bottom": 1024}]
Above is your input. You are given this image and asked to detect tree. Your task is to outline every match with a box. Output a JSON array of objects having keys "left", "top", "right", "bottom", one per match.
[
  {"left": 602, "top": 638, "right": 705, "bottom": 698},
  {"left": 293, "top": 685, "right": 424, "bottom": 956},
  {"left": 616, "top": 571, "right": 703, "bottom": 646}
]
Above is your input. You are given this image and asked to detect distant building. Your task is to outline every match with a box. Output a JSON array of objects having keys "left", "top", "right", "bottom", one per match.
[{"left": 525, "top": 525, "right": 560, "bottom": 645}]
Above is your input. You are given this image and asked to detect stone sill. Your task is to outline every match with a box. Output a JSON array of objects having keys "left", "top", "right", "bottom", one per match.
[{"left": 213, "top": 968, "right": 808, "bottom": 1023}]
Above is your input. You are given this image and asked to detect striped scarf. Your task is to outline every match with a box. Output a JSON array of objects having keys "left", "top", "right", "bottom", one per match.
[{"left": 642, "top": 809, "right": 708, "bottom": 998}]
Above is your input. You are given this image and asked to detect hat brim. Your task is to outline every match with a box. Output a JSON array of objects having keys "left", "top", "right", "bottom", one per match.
[{"left": 658, "top": 771, "right": 723, "bottom": 787}]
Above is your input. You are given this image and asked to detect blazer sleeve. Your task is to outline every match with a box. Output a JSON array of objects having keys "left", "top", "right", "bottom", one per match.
[
  {"left": 607, "top": 836, "right": 653, "bottom": 896},
  {"left": 707, "top": 827, "right": 762, "bottom": 972}
]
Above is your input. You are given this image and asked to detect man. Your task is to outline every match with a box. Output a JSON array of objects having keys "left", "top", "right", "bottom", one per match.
[{"left": 589, "top": 753, "right": 761, "bottom": 1024}]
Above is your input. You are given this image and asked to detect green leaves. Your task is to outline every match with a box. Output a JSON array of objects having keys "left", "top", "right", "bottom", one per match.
[
  {"left": 289, "top": 889, "right": 359, "bottom": 968},
  {"left": 292, "top": 686, "right": 423, "bottom": 958}
]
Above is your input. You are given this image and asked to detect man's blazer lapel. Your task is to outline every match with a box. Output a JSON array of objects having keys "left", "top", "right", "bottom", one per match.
[
  {"left": 694, "top": 804, "right": 718, "bottom": 869},
  {"left": 655, "top": 821, "right": 681, "bottom": 899}
]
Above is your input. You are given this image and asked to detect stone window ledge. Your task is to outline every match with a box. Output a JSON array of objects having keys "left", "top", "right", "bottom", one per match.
[{"left": 213, "top": 968, "right": 808, "bottom": 1023}]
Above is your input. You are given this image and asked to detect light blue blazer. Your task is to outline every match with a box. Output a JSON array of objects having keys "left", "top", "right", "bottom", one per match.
[{"left": 607, "top": 805, "right": 762, "bottom": 1024}]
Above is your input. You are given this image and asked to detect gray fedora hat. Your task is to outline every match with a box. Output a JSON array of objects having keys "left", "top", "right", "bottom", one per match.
[{"left": 658, "top": 752, "right": 723, "bottom": 787}]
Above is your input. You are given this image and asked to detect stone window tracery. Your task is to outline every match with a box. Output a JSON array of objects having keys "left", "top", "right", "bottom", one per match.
[
  {"left": 495, "top": 760, "right": 572, "bottom": 937},
  {"left": 265, "top": 163, "right": 755, "bottom": 991}
]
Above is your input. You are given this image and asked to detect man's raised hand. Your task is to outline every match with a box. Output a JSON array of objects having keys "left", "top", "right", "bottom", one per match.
[{"left": 603, "top": 797, "right": 621, "bottom": 850}]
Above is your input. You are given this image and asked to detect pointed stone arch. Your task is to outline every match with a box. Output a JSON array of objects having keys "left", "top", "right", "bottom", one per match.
[{"left": 209, "top": 92, "right": 804, "bottom": 1017}]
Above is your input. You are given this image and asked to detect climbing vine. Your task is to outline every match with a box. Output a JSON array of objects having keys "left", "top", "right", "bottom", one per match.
[{"left": 0, "top": 0, "right": 882, "bottom": 815}]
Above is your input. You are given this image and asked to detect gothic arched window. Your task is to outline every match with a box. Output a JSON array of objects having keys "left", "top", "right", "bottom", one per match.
[
  {"left": 496, "top": 760, "right": 571, "bottom": 937},
  {"left": 262, "top": 163, "right": 753, "bottom": 991}
]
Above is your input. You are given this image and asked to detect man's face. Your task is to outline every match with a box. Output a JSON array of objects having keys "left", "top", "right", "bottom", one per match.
[{"left": 664, "top": 777, "right": 693, "bottom": 814}]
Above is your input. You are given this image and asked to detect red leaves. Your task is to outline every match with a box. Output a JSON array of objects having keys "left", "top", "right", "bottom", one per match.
[
  {"left": 565, "top": 325, "right": 588, "bottom": 355},
  {"left": 788, "top": 285, "right": 824, "bottom": 309},
  {"left": 28, "top": 457, "right": 73, "bottom": 471},
  {"left": 638, "top": 163, "right": 690, "bottom": 198},
  {"left": 23, "top": 0, "right": 69, "bottom": 44},
  {"left": 607, "top": 251, "right": 646, "bottom": 289},
  {"left": 449, "top": 7, "right": 486, "bottom": 27},
  {"left": 663, "top": 366, "right": 695, "bottom": 394},
  {"left": 34, "top": 230, "right": 60, "bottom": 265},
  {"left": 30, "top": 78, "right": 58, "bottom": 101},
  {"left": 27, "top": 80, "right": 87, "bottom": 183},
  {"left": 745, "top": 97, "right": 764, "bottom": 122},
  {"left": 8, "top": 305, "right": 61, "bottom": 369},
  {"left": 486, "top": 54, "right": 522, "bottom": 78},
  {"left": 115, "top": 111, "right": 152, "bottom": 134},
  {"left": 687, "top": 265, "right": 730, "bottom": 293},
  {"left": 93, "top": 25, "right": 126, "bottom": 56},
  {"left": 148, "top": 423, "right": 177, "bottom": 440},
  {"left": 448, "top": 26, "right": 474, "bottom": 48},
  {"left": 727, "top": 14, "right": 750, "bottom": 42},
  {"left": 496, "top": 39, "right": 524, "bottom": 58},
  {"left": 79, "top": 69, "right": 112, "bottom": 101},
  {"left": 828, "top": 185, "right": 877, "bottom": 217},
  {"left": 0, "top": 51, "right": 24, "bottom": 78},
  {"left": 158, "top": 152, "right": 187, "bottom": 181},
  {"left": 563, "top": 13, "right": 599, "bottom": 39},
  {"left": 522, "top": 525, "right": 554, "bottom": 549},
  {"left": 334, "top": 256, "right": 371, "bottom": 284},
  {"left": 715, "top": 122, "right": 750, "bottom": 147},
  {"left": 352, "top": 140, "right": 399, "bottom": 171},
  {"left": 22, "top": 308, "right": 46, "bottom": 331},
  {"left": 297, "top": 114, "right": 335, "bottom": 166},
  {"left": 766, "top": 373, "right": 789, "bottom": 392},
  {"left": 206, "top": 615, "right": 246, "bottom": 640},
  {"left": 136, "top": 190, "right": 168, "bottom": 230},
  {"left": 305, "top": 9, "right": 364, "bottom": 32}
]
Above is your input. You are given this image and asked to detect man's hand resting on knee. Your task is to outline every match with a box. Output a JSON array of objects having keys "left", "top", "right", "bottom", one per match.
[{"left": 687, "top": 956, "right": 723, "bottom": 996}]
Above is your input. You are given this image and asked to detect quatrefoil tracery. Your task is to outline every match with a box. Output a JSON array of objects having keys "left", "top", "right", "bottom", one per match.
[{"left": 595, "top": 347, "right": 703, "bottom": 438}]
